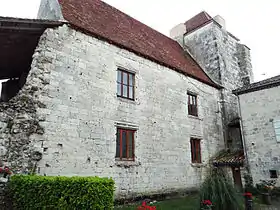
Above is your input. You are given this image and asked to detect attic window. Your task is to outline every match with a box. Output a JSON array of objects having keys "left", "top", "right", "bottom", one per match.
[
  {"left": 117, "top": 69, "right": 135, "bottom": 100},
  {"left": 270, "top": 170, "right": 278, "bottom": 178},
  {"left": 188, "top": 93, "right": 198, "bottom": 116}
]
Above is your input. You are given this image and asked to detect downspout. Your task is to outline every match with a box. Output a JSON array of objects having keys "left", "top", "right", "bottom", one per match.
[{"left": 236, "top": 94, "right": 250, "bottom": 173}]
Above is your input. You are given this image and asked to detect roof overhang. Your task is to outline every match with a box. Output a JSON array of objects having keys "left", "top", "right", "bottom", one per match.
[
  {"left": 233, "top": 78, "right": 280, "bottom": 95},
  {"left": 0, "top": 17, "right": 63, "bottom": 80},
  {"left": 212, "top": 150, "right": 244, "bottom": 167}
]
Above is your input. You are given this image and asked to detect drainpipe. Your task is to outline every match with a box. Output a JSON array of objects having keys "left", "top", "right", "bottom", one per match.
[{"left": 236, "top": 95, "right": 250, "bottom": 173}]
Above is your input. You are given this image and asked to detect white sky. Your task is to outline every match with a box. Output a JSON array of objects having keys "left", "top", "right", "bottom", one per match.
[{"left": 0, "top": 0, "right": 279, "bottom": 87}]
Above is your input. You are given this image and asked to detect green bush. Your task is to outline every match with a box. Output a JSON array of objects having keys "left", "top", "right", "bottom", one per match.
[{"left": 9, "top": 175, "right": 115, "bottom": 210}]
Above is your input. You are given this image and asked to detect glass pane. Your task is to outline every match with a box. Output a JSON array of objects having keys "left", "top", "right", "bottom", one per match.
[
  {"left": 192, "top": 142, "right": 196, "bottom": 161},
  {"left": 123, "top": 72, "right": 128, "bottom": 85},
  {"left": 129, "top": 74, "right": 134, "bottom": 86},
  {"left": 116, "top": 129, "right": 120, "bottom": 157},
  {"left": 122, "top": 130, "right": 127, "bottom": 158},
  {"left": 189, "top": 96, "right": 193, "bottom": 105},
  {"left": 117, "top": 70, "right": 122, "bottom": 83},
  {"left": 129, "top": 86, "right": 134, "bottom": 99},
  {"left": 123, "top": 85, "right": 128, "bottom": 98},
  {"left": 128, "top": 131, "right": 134, "bottom": 158},
  {"left": 117, "top": 83, "right": 121, "bottom": 96}
]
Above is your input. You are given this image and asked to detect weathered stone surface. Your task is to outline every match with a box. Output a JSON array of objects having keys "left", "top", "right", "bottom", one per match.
[
  {"left": 184, "top": 22, "right": 253, "bottom": 150},
  {"left": 4, "top": 25, "right": 225, "bottom": 199},
  {"left": 239, "top": 86, "right": 280, "bottom": 185},
  {"left": 0, "top": 34, "right": 51, "bottom": 173}
]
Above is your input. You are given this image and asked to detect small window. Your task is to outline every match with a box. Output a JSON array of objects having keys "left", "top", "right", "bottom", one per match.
[
  {"left": 190, "top": 138, "right": 201, "bottom": 163},
  {"left": 117, "top": 69, "right": 135, "bottom": 100},
  {"left": 273, "top": 119, "right": 280, "bottom": 143},
  {"left": 116, "top": 128, "right": 135, "bottom": 161},
  {"left": 270, "top": 170, "right": 278, "bottom": 178},
  {"left": 188, "top": 93, "right": 198, "bottom": 116}
]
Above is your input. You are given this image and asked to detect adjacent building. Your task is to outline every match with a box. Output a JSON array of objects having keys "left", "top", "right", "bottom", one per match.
[
  {"left": 0, "top": 0, "right": 254, "bottom": 198},
  {"left": 233, "top": 75, "right": 280, "bottom": 186}
]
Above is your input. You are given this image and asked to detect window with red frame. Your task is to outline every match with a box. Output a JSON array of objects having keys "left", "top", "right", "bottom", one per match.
[
  {"left": 190, "top": 138, "right": 201, "bottom": 163},
  {"left": 116, "top": 128, "right": 135, "bottom": 160},
  {"left": 188, "top": 93, "right": 198, "bottom": 116},
  {"left": 117, "top": 69, "right": 135, "bottom": 100}
]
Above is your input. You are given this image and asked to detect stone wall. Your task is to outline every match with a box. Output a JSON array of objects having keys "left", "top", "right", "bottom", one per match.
[
  {"left": 0, "top": 25, "right": 224, "bottom": 199},
  {"left": 183, "top": 22, "right": 253, "bottom": 149},
  {"left": 239, "top": 86, "right": 280, "bottom": 185},
  {"left": 0, "top": 35, "right": 55, "bottom": 173}
]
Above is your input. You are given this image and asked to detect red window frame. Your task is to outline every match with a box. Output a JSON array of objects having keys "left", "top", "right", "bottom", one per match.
[
  {"left": 190, "top": 138, "right": 201, "bottom": 163},
  {"left": 116, "top": 128, "right": 135, "bottom": 161},
  {"left": 117, "top": 69, "right": 135, "bottom": 100},
  {"left": 188, "top": 93, "right": 198, "bottom": 116}
]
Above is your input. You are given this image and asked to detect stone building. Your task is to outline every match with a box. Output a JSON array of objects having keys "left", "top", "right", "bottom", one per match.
[
  {"left": 0, "top": 0, "right": 253, "bottom": 198},
  {"left": 233, "top": 75, "right": 280, "bottom": 186}
]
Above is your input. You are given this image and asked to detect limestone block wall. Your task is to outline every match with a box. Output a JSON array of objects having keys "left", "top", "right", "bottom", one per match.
[
  {"left": 0, "top": 37, "right": 54, "bottom": 173},
  {"left": 19, "top": 25, "right": 224, "bottom": 198},
  {"left": 184, "top": 22, "right": 253, "bottom": 149},
  {"left": 0, "top": 24, "right": 225, "bottom": 198},
  {"left": 239, "top": 86, "right": 280, "bottom": 184}
]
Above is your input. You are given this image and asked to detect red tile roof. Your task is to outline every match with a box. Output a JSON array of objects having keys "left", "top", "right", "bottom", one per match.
[
  {"left": 58, "top": 0, "right": 219, "bottom": 88},
  {"left": 185, "top": 11, "right": 212, "bottom": 34}
]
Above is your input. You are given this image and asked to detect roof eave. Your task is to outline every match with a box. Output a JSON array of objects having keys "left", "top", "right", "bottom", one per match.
[{"left": 233, "top": 81, "right": 280, "bottom": 95}]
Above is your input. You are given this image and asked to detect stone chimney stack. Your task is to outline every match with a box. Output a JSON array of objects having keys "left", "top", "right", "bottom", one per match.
[{"left": 213, "top": 15, "right": 226, "bottom": 29}]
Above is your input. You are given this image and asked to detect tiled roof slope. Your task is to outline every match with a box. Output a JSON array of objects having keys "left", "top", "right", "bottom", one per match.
[
  {"left": 58, "top": 0, "right": 219, "bottom": 88},
  {"left": 185, "top": 11, "right": 212, "bottom": 34},
  {"left": 233, "top": 75, "right": 280, "bottom": 95}
]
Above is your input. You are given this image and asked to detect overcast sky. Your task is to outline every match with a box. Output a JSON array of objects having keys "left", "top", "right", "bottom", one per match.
[{"left": 0, "top": 0, "right": 279, "bottom": 85}]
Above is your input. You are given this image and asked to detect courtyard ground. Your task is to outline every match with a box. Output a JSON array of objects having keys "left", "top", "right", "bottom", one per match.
[{"left": 114, "top": 195, "right": 280, "bottom": 210}]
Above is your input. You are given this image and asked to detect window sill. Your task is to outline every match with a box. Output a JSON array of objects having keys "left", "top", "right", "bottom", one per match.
[
  {"left": 115, "top": 160, "right": 141, "bottom": 168},
  {"left": 188, "top": 115, "right": 202, "bottom": 121},
  {"left": 117, "top": 96, "right": 137, "bottom": 105},
  {"left": 191, "top": 163, "right": 206, "bottom": 168}
]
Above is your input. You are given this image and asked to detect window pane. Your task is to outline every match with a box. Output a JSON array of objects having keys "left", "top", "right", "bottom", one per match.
[
  {"left": 122, "top": 130, "right": 127, "bottom": 158},
  {"left": 117, "top": 83, "right": 121, "bottom": 96},
  {"left": 129, "top": 74, "right": 134, "bottom": 86},
  {"left": 123, "top": 85, "right": 128, "bottom": 98},
  {"left": 129, "top": 86, "right": 134, "bottom": 99},
  {"left": 117, "top": 70, "right": 122, "bottom": 83},
  {"left": 116, "top": 129, "right": 120, "bottom": 158},
  {"left": 123, "top": 72, "right": 128, "bottom": 85},
  {"left": 192, "top": 141, "right": 196, "bottom": 162},
  {"left": 128, "top": 131, "right": 134, "bottom": 158}
]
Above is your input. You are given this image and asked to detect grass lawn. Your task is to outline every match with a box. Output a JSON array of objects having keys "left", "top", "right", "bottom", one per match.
[{"left": 114, "top": 194, "right": 199, "bottom": 210}]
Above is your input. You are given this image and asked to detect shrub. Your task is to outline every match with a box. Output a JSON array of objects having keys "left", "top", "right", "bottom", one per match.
[
  {"left": 9, "top": 175, "right": 115, "bottom": 210},
  {"left": 199, "top": 167, "right": 243, "bottom": 210}
]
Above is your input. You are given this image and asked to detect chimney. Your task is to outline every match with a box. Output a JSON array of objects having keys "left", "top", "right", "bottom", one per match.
[
  {"left": 170, "top": 23, "right": 186, "bottom": 40},
  {"left": 213, "top": 15, "right": 226, "bottom": 29}
]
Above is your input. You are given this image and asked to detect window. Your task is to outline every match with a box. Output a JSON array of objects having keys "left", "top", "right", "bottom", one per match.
[
  {"left": 116, "top": 128, "right": 135, "bottom": 161},
  {"left": 117, "top": 69, "right": 135, "bottom": 100},
  {"left": 188, "top": 93, "right": 198, "bottom": 116},
  {"left": 273, "top": 119, "right": 280, "bottom": 143},
  {"left": 270, "top": 170, "right": 278, "bottom": 178},
  {"left": 190, "top": 138, "right": 201, "bottom": 163}
]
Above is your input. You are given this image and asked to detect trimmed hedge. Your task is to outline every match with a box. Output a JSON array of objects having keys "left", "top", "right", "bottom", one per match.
[{"left": 9, "top": 175, "right": 114, "bottom": 210}]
